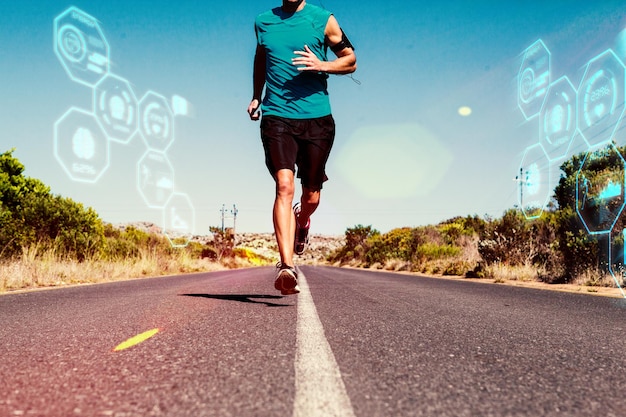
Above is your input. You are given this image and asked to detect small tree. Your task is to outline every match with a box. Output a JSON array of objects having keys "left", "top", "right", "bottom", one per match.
[
  {"left": 208, "top": 226, "right": 234, "bottom": 261},
  {"left": 0, "top": 149, "right": 105, "bottom": 259},
  {"left": 328, "top": 224, "right": 379, "bottom": 264}
]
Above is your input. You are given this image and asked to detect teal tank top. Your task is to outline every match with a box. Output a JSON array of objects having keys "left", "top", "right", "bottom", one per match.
[{"left": 255, "top": 4, "right": 333, "bottom": 119}]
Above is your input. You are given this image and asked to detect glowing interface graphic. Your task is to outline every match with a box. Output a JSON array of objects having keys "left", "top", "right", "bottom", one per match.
[
  {"left": 519, "top": 144, "right": 550, "bottom": 219},
  {"left": 54, "top": 108, "right": 110, "bottom": 183},
  {"left": 539, "top": 76, "right": 577, "bottom": 161},
  {"left": 578, "top": 50, "right": 626, "bottom": 146},
  {"left": 52, "top": 6, "right": 196, "bottom": 246},
  {"left": 137, "top": 151, "right": 175, "bottom": 209},
  {"left": 516, "top": 39, "right": 626, "bottom": 295},
  {"left": 575, "top": 145, "right": 626, "bottom": 235},
  {"left": 53, "top": 7, "right": 110, "bottom": 87},
  {"left": 94, "top": 74, "right": 138, "bottom": 144},
  {"left": 163, "top": 193, "right": 196, "bottom": 247},
  {"left": 139, "top": 92, "right": 175, "bottom": 152},
  {"left": 518, "top": 40, "right": 551, "bottom": 120}
]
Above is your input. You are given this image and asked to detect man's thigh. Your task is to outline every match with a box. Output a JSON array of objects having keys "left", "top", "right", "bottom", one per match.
[
  {"left": 296, "top": 115, "right": 335, "bottom": 190},
  {"left": 260, "top": 116, "right": 299, "bottom": 176}
]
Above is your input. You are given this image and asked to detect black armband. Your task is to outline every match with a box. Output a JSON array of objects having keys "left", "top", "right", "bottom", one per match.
[{"left": 329, "top": 29, "right": 355, "bottom": 52}]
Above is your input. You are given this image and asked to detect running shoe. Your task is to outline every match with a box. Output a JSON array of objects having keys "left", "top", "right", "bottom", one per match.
[
  {"left": 293, "top": 202, "right": 310, "bottom": 256},
  {"left": 275, "top": 262, "right": 300, "bottom": 295}
]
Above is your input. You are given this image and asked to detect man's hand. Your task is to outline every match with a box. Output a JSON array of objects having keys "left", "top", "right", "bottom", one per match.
[
  {"left": 292, "top": 45, "right": 326, "bottom": 72},
  {"left": 292, "top": 17, "right": 357, "bottom": 76},
  {"left": 248, "top": 99, "right": 261, "bottom": 121}
]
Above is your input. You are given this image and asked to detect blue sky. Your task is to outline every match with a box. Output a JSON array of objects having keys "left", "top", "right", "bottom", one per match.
[{"left": 1, "top": 0, "right": 626, "bottom": 235}]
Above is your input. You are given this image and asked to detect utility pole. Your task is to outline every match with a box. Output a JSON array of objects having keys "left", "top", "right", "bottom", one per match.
[
  {"left": 522, "top": 167, "right": 527, "bottom": 209},
  {"left": 220, "top": 204, "right": 226, "bottom": 232},
  {"left": 220, "top": 203, "right": 239, "bottom": 243},
  {"left": 232, "top": 204, "right": 239, "bottom": 240},
  {"left": 515, "top": 167, "right": 524, "bottom": 209}
]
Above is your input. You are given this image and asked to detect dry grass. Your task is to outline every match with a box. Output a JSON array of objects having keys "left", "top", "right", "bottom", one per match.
[
  {"left": 383, "top": 259, "right": 410, "bottom": 271},
  {"left": 415, "top": 235, "right": 483, "bottom": 276},
  {"left": 485, "top": 262, "right": 539, "bottom": 283},
  {"left": 0, "top": 246, "right": 227, "bottom": 293},
  {"left": 571, "top": 268, "right": 618, "bottom": 288}
]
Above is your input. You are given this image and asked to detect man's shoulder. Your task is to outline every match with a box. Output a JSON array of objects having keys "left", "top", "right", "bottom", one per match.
[
  {"left": 255, "top": 4, "right": 332, "bottom": 24},
  {"left": 305, "top": 4, "right": 333, "bottom": 17},
  {"left": 255, "top": 7, "right": 282, "bottom": 25}
]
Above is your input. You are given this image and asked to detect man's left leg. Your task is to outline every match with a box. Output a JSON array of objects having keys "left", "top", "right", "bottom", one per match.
[
  {"left": 299, "top": 187, "right": 320, "bottom": 224},
  {"left": 293, "top": 114, "right": 335, "bottom": 255},
  {"left": 294, "top": 186, "right": 320, "bottom": 255}
]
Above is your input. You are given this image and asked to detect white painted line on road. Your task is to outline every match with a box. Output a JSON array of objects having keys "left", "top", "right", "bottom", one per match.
[{"left": 293, "top": 269, "right": 356, "bottom": 417}]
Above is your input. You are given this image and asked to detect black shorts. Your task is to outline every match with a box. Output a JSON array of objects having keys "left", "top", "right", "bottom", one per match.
[{"left": 260, "top": 114, "right": 335, "bottom": 190}]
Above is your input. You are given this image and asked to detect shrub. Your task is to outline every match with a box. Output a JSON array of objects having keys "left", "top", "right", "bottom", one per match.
[
  {"left": 442, "top": 260, "right": 472, "bottom": 276},
  {"left": 208, "top": 227, "right": 235, "bottom": 260},
  {"left": 414, "top": 242, "right": 460, "bottom": 262},
  {"left": 102, "top": 224, "right": 172, "bottom": 260},
  {"left": 332, "top": 224, "right": 469, "bottom": 271},
  {"left": 232, "top": 247, "right": 272, "bottom": 266},
  {"left": 328, "top": 224, "right": 379, "bottom": 265}
]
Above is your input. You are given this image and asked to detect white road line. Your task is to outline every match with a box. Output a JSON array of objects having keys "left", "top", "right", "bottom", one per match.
[{"left": 293, "top": 268, "right": 356, "bottom": 417}]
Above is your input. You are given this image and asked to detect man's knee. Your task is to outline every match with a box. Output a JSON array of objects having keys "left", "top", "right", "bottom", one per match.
[
  {"left": 277, "top": 182, "right": 295, "bottom": 199},
  {"left": 302, "top": 187, "right": 321, "bottom": 206},
  {"left": 275, "top": 170, "right": 295, "bottom": 198}
]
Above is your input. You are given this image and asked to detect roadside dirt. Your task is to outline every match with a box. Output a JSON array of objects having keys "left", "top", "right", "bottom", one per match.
[{"left": 356, "top": 267, "right": 625, "bottom": 299}]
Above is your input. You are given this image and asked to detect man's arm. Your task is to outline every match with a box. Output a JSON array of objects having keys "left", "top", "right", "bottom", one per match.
[
  {"left": 248, "top": 44, "right": 266, "bottom": 121},
  {"left": 292, "top": 15, "right": 356, "bottom": 75},
  {"left": 324, "top": 15, "right": 357, "bottom": 74}
]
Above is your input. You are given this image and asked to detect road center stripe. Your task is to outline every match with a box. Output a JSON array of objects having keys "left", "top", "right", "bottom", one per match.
[
  {"left": 293, "top": 269, "right": 356, "bottom": 417},
  {"left": 113, "top": 328, "right": 160, "bottom": 352}
]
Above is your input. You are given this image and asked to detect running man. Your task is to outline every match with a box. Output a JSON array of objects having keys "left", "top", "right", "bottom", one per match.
[{"left": 247, "top": 0, "right": 357, "bottom": 295}]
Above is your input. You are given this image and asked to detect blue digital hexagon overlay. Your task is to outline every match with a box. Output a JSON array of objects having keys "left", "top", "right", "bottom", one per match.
[
  {"left": 163, "top": 193, "right": 196, "bottom": 248},
  {"left": 137, "top": 150, "right": 175, "bottom": 208},
  {"left": 539, "top": 76, "right": 577, "bottom": 161},
  {"left": 139, "top": 92, "right": 175, "bottom": 152},
  {"left": 171, "top": 95, "right": 191, "bottom": 117},
  {"left": 94, "top": 74, "right": 138, "bottom": 144},
  {"left": 53, "top": 7, "right": 110, "bottom": 87},
  {"left": 576, "top": 143, "right": 626, "bottom": 235},
  {"left": 609, "top": 230, "right": 626, "bottom": 297},
  {"left": 577, "top": 49, "right": 626, "bottom": 146},
  {"left": 54, "top": 108, "right": 110, "bottom": 183},
  {"left": 519, "top": 143, "right": 551, "bottom": 219},
  {"left": 518, "top": 40, "right": 551, "bottom": 120}
]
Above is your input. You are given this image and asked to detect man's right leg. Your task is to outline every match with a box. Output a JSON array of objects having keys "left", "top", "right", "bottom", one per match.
[
  {"left": 273, "top": 168, "right": 299, "bottom": 294},
  {"left": 274, "top": 169, "right": 296, "bottom": 267},
  {"left": 261, "top": 116, "right": 300, "bottom": 294}
]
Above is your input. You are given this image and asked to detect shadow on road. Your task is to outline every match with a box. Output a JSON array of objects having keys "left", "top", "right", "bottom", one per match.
[{"left": 180, "top": 293, "right": 293, "bottom": 307}]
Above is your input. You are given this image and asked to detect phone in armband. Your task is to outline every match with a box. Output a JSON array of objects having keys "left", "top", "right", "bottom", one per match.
[{"left": 329, "top": 29, "right": 355, "bottom": 53}]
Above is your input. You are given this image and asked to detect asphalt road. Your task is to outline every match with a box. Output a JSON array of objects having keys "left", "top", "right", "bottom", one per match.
[{"left": 1, "top": 266, "right": 626, "bottom": 416}]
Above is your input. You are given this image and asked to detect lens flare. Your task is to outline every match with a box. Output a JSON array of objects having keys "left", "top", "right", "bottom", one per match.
[
  {"left": 458, "top": 106, "right": 472, "bottom": 116},
  {"left": 335, "top": 124, "right": 452, "bottom": 199}
]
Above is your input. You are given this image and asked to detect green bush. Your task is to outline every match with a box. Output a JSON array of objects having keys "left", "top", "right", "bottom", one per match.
[
  {"left": 328, "top": 224, "right": 379, "bottom": 264},
  {"left": 331, "top": 224, "right": 467, "bottom": 269},
  {"left": 443, "top": 260, "right": 472, "bottom": 276},
  {"left": 101, "top": 224, "right": 173, "bottom": 260},
  {"left": 415, "top": 242, "right": 460, "bottom": 262}
]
